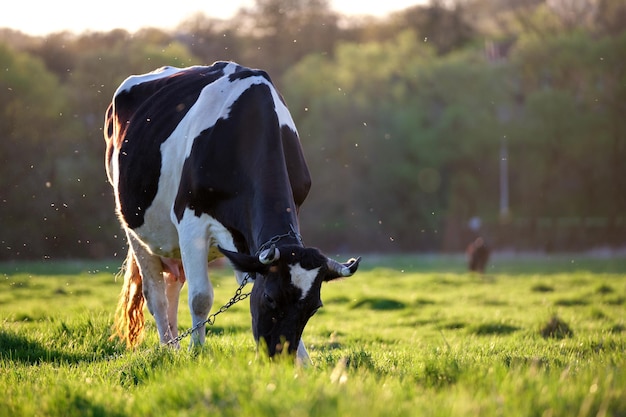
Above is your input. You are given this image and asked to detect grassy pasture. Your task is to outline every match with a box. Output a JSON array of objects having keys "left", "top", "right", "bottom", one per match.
[{"left": 0, "top": 254, "right": 624, "bottom": 417}]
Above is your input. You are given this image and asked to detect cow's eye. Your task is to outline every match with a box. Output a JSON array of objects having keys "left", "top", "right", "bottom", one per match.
[{"left": 263, "top": 292, "right": 277, "bottom": 310}]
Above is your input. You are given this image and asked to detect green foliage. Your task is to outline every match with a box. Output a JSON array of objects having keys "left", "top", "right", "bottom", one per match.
[
  {"left": 286, "top": 33, "right": 501, "bottom": 249},
  {"left": 508, "top": 31, "right": 626, "bottom": 226},
  {"left": 0, "top": 42, "right": 88, "bottom": 259},
  {"left": 286, "top": 28, "right": 626, "bottom": 251},
  {"left": 1, "top": 256, "right": 625, "bottom": 416}
]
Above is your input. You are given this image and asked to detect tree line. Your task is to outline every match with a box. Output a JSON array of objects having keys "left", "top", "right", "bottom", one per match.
[{"left": 1, "top": 0, "right": 625, "bottom": 260}]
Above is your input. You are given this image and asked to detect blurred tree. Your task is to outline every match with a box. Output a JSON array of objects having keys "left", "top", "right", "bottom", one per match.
[
  {"left": 508, "top": 31, "right": 626, "bottom": 248},
  {"left": 24, "top": 32, "right": 77, "bottom": 82},
  {"left": 175, "top": 13, "right": 247, "bottom": 64},
  {"left": 594, "top": 32, "right": 626, "bottom": 242},
  {"left": 284, "top": 31, "right": 507, "bottom": 251},
  {"left": 389, "top": 0, "right": 476, "bottom": 55},
  {"left": 0, "top": 43, "right": 81, "bottom": 259},
  {"left": 236, "top": 0, "right": 340, "bottom": 78},
  {"left": 595, "top": 0, "right": 626, "bottom": 35}
]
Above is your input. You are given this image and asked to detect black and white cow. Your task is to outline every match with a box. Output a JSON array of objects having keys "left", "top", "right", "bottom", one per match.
[{"left": 104, "top": 62, "right": 360, "bottom": 362}]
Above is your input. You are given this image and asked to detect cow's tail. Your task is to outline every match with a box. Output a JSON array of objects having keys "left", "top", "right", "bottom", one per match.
[{"left": 111, "top": 248, "right": 145, "bottom": 348}]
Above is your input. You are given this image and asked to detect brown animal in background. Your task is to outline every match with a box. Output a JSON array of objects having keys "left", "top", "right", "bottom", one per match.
[{"left": 467, "top": 237, "right": 490, "bottom": 273}]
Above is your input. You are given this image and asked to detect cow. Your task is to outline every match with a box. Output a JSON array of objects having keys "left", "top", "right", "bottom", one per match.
[{"left": 104, "top": 62, "right": 360, "bottom": 363}]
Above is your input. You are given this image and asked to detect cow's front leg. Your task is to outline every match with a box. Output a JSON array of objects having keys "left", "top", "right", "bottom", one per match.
[
  {"left": 296, "top": 339, "right": 312, "bottom": 366},
  {"left": 178, "top": 213, "right": 214, "bottom": 348},
  {"left": 184, "top": 260, "right": 213, "bottom": 348}
]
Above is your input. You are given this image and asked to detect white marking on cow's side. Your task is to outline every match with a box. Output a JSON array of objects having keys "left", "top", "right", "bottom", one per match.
[
  {"left": 270, "top": 87, "right": 299, "bottom": 135},
  {"left": 176, "top": 209, "right": 237, "bottom": 258},
  {"left": 289, "top": 264, "right": 320, "bottom": 300}
]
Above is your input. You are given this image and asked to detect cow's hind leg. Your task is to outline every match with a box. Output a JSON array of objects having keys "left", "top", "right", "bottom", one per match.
[
  {"left": 164, "top": 280, "right": 183, "bottom": 343},
  {"left": 127, "top": 233, "right": 175, "bottom": 345},
  {"left": 163, "top": 259, "right": 185, "bottom": 344}
]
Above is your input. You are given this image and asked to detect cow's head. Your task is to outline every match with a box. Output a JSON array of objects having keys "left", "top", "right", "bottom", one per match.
[{"left": 219, "top": 245, "right": 360, "bottom": 357}]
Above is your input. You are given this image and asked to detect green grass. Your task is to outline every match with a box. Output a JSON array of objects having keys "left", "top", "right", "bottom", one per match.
[{"left": 1, "top": 254, "right": 625, "bottom": 416}]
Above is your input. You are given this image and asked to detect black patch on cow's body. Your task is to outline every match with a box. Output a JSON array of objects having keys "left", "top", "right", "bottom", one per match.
[
  {"left": 114, "top": 65, "right": 229, "bottom": 228},
  {"left": 174, "top": 82, "right": 310, "bottom": 253}
]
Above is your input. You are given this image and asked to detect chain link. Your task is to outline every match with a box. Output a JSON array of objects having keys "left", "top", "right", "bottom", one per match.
[
  {"left": 257, "top": 225, "right": 303, "bottom": 254},
  {"left": 165, "top": 274, "right": 252, "bottom": 347}
]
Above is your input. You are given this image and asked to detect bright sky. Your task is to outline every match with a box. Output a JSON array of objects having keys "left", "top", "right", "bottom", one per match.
[{"left": 1, "top": 1, "right": 423, "bottom": 36}]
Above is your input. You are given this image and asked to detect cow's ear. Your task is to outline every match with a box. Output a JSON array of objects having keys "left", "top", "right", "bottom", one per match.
[
  {"left": 218, "top": 246, "right": 269, "bottom": 273},
  {"left": 325, "top": 256, "right": 361, "bottom": 281}
]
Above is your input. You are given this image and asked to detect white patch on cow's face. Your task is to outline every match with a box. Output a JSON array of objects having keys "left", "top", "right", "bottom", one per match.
[{"left": 289, "top": 264, "right": 321, "bottom": 300}]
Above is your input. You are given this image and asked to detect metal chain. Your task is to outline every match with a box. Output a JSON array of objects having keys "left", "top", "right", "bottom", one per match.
[
  {"left": 165, "top": 274, "right": 252, "bottom": 346},
  {"left": 256, "top": 225, "right": 303, "bottom": 255}
]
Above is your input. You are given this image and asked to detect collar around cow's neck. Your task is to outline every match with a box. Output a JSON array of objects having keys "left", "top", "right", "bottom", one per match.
[{"left": 256, "top": 224, "right": 303, "bottom": 256}]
